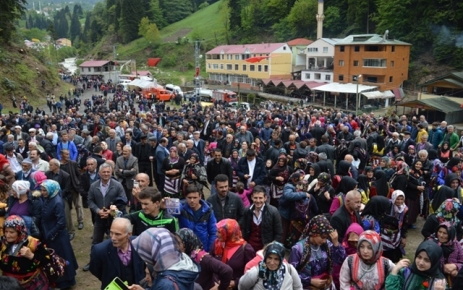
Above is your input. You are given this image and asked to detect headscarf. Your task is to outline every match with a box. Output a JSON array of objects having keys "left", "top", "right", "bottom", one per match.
[
  {"left": 409, "top": 240, "right": 444, "bottom": 279},
  {"left": 214, "top": 219, "right": 246, "bottom": 263},
  {"left": 431, "top": 186, "right": 455, "bottom": 213},
  {"left": 169, "top": 146, "right": 179, "bottom": 163},
  {"left": 306, "top": 163, "right": 321, "bottom": 183},
  {"left": 32, "top": 171, "right": 47, "bottom": 187},
  {"left": 189, "top": 153, "right": 200, "bottom": 164},
  {"left": 357, "top": 175, "right": 370, "bottom": 193},
  {"left": 337, "top": 160, "right": 351, "bottom": 176},
  {"left": 373, "top": 169, "right": 389, "bottom": 197},
  {"left": 11, "top": 180, "right": 30, "bottom": 198},
  {"left": 0, "top": 155, "right": 9, "bottom": 170},
  {"left": 357, "top": 230, "right": 383, "bottom": 265},
  {"left": 396, "top": 161, "right": 409, "bottom": 176},
  {"left": 132, "top": 228, "right": 182, "bottom": 272},
  {"left": 177, "top": 228, "right": 203, "bottom": 257},
  {"left": 361, "top": 196, "right": 391, "bottom": 220},
  {"left": 429, "top": 222, "right": 456, "bottom": 259},
  {"left": 435, "top": 199, "right": 460, "bottom": 224},
  {"left": 391, "top": 190, "right": 406, "bottom": 213},
  {"left": 335, "top": 176, "right": 358, "bottom": 194},
  {"left": 2, "top": 215, "right": 28, "bottom": 245},
  {"left": 342, "top": 223, "right": 364, "bottom": 255},
  {"left": 40, "top": 179, "right": 60, "bottom": 199},
  {"left": 428, "top": 149, "right": 438, "bottom": 160},
  {"left": 258, "top": 242, "right": 286, "bottom": 289}
]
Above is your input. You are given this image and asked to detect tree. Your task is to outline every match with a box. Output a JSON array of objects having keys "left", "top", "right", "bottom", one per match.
[
  {"left": 0, "top": 0, "right": 27, "bottom": 43},
  {"left": 70, "top": 11, "right": 81, "bottom": 43},
  {"left": 150, "top": 0, "right": 166, "bottom": 28},
  {"left": 81, "top": 12, "right": 91, "bottom": 42},
  {"left": 163, "top": 0, "right": 193, "bottom": 24},
  {"left": 119, "top": 0, "right": 145, "bottom": 43},
  {"left": 228, "top": 0, "right": 242, "bottom": 31}
]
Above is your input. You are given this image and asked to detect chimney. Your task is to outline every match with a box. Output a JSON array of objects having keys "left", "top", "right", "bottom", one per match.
[{"left": 316, "top": 0, "right": 325, "bottom": 39}]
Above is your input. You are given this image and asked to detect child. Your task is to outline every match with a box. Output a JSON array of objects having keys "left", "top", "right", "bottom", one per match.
[{"left": 235, "top": 181, "right": 252, "bottom": 208}]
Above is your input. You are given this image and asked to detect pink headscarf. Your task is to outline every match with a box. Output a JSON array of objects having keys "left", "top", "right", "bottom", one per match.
[{"left": 32, "top": 171, "right": 47, "bottom": 187}]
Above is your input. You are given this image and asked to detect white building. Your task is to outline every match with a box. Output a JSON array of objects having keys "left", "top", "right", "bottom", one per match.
[
  {"left": 301, "top": 38, "right": 341, "bottom": 83},
  {"left": 79, "top": 60, "right": 120, "bottom": 82}
]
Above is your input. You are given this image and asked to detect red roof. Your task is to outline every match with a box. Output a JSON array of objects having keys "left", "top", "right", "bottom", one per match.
[
  {"left": 287, "top": 38, "right": 313, "bottom": 46},
  {"left": 80, "top": 60, "right": 111, "bottom": 67},
  {"left": 132, "top": 70, "right": 151, "bottom": 76},
  {"left": 206, "top": 43, "right": 288, "bottom": 54}
]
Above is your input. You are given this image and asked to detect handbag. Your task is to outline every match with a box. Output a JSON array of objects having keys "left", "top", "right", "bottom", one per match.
[{"left": 42, "top": 248, "right": 67, "bottom": 282}]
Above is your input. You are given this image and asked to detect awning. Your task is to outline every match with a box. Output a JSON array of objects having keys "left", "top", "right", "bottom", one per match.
[
  {"left": 314, "top": 82, "right": 377, "bottom": 94},
  {"left": 262, "top": 79, "right": 325, "bottom": 89},
  {"left": 399, "top": 97, "right": 463, "bottom": 114},
  {"left": 362, "top": 90, "right": 395, "bottom": 99}
]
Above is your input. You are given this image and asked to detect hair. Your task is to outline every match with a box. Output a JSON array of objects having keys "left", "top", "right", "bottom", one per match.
[
  {"left": 86, "top": 157, "right": 97, "bottom": 165},
  {"left": 49, "top": 159, "right": 60, "bottom": 167},
  {"left": 214, "top": 148, "right": 222, "bottom": 154},
  {"left": 125, "top": 131, "right": 133, "bottom": 137},
  {"left": 252, "top": 185, "right": 266, "bottom": 195},
  {"left": 112, "top": 217, "right": 133, "bottom": 234},
  {"left": 123, "top": 145, "right": 132, "bottom": 152},
  {"left": 354, "top": 130, "right": 361, "bottom": 138},
  {"left": 185, "top": 184, "right": 201, "bottom": 196},
  {"left": 29, "top": 149, "right": 40, "bottom": 156},
  {"left": 138, "top": 187, "right": 162, "bottom": 203},
  {"left": 94, "top": 146, "right": 103, "bottom": 154},
  {"left": 321, "top": 135, "right": 329, "bottom": 143},
  {"left": 99, "top": 162, "right": 113, "bottom": 172},
  {"left": 214, "top": 174, "right": 229, "bottom": 184}
]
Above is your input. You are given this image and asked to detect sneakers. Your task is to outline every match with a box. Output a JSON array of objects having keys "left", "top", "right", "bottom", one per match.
[
  {"left": 82, "top": 263, "right": 90, "bottom": 271},
  {"left": 78, "top": 222, "right": 84, "bottom": 230}
]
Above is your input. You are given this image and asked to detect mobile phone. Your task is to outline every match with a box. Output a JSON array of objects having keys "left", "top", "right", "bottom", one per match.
[
  {"left": 133, "top": 180, "right": 139, "bottom": 188},
  {"left": 104, "top": 277, "right": 129, "bottom": 290}
]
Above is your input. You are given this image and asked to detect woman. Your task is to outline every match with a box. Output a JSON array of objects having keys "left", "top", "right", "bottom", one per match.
[
  {"left": 309, "top": 172, "right": 336, "bottom": 216},
  {"left": 239, "top": 141, "right": 249, "bottom": 158},
  {"left": 437, "top": 157, "right": 461, "bottom": 186},
  {"left": 131, "top": 228, "right": 200, "bottom": 290},
  {"left": 7, "top": 181, "right": 42, "bottom": 238},
  {"left": 382, "top": 190, "right": 408, "bottom": 263},
  {"left": 361, "top": 196, "right": 391, "bottom": 233},
  {"left": 333, "top": 160, "right": 352, "bottom": 189},
  {"left": 289, "top": 215, "right": 346, "bottom": 290},
  {"left": 212, "top": 219, "right": 256, "bottom": 290},
  {"left": 162, "top": 147, "right": 185, "bottom": 198},
  {"left": 407, "top": 160, "right": 426, "bottom": 227},
  {"left": 239, "top": 241, "right": 303, "bottom": 290},
  {"left": 181, "top": 153, "right": 207, "bottom": 197},
  {"left": 357, "top": 167, "right": 374, "bottom": 201},
  {"left": 229, "top": 150, "right": 240, "bottom": 191},
  {"left": 0, "top": 177, "right": 8, "bottom": 233},
  {"left": 371, "top": 169, "right": 390, "bottom": 198},
  {"left": 444, "top": 173, "right": 463, "bottom": 203},
  {"left": 422, "top": 199, "right": 463, "bottom": 242},
  {"left": 112, "top": 141, "right": 124, "bottom": 162},
  {"left": 329, "top": 176, "right": 358, "bottom": 215},
  {"left": 100, "top": 141, "right": 113, "bottom": 161},
  {"left": 385, "top": 240, "right": 446, "bottom": 290},
  {"left": 386, "top": 145, "right": 402, "bottom": 160},
  {"left": 268, "top": 155, "right": 292, "bottom": 206},
  {"left": 428, "top": 222, "right": 463, "bottom": 287},
  {"left": 340, "top": 230, "right": 395, "bottom": 290},
  {"left": 304, "top": 163, "right": 321, "bottom": 191},
  {"left": 0, "top": 215, "right": 51, "bottom": 289},
  {"left": 439, "top": 142, "right": 452, "bottom": 164},
  {"left": 431, "top": 186, "right": 456, "bottom": 214},
  {"left": 379, "top": 157, "right": 395, "bottom": 181},
  {"left": 390, "top": 161, "right": 409, "bottom": 193},
  {"left": 40, "top": 180, "right": 78, "bottom": 289},
  {"left": 405, "top": 145, "right": 417, "bottom": 166},
  {"left": 177, "top": 228, "right": 233, "bottom": 290}
]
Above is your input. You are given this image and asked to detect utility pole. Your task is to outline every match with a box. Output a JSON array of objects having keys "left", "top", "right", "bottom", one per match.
[{"left": 194, "top": 40, "right": 201, "bottom": 101}]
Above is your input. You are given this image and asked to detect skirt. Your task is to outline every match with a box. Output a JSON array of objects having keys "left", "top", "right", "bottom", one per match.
[
  {"left": 270, "top": 183, "right": 284, "bottom": 199},
  {"left": 6, "top": 269, "right": 49, "bottom": 290},
  {"left": 232, "top": 174, "right": 239, "bottom": 190},
  {"left": 165, "top": 176, "right": 181, "bottom": 197}
]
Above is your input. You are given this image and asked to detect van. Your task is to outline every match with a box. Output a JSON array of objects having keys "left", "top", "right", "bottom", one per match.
[
  {"left": 228, "top": 102, "right": 251, "bottom": 112},
  {"left": 165, "top": 84, "right": 184, "bottom": 97}
]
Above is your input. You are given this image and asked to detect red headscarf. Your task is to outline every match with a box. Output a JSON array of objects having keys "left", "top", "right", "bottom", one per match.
[
  {"left": 0, "top": 154, "right": 9, "bottom": 170},
  {"left": 214, "top": 219, "right": 246, "bottom": 263}
]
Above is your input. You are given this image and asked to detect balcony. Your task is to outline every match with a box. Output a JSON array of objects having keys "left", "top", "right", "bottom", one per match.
[{"left": 305, "top": 66, "right": 333, "bottom": 72}]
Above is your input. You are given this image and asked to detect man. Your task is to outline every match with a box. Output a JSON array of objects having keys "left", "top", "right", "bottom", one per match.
[
  {"left": 115, "top": 145, "right": 139, "bottom": 206},
  {"left": 13, "top": 125, "right": 27, "bottom": 142},
  {"left": 133, "top": 135, "right": 151, "bottom": 177},
  {"left": 56, "top": 131, "right": 78, "bottom": 161},
  {"left": 110, "top": 187, "right": 178, "bottom": 235},
  {"left": 27, "top": 142, "right": 48, "bottom": 162},
  {"left": 236, "top": 149, "right": 266, "bottom": 189},
  {"left": 416, "top": 134, "right": 433, "bottom": 151},
  {"left": 69, "top": 128, "right": 84, "bottom": 146},
  {"left": 348, "top": 130, "right": 367, "bottom": 153},
  {"left": 385, "top": 132, "right": 401, "bottom": 154},
  {"left": 259, "top": 121, "right": 273, "bottom": 146},
  {"left": 207, "top": 174, "right": 245, "bottom": 222},
  {"left": 42, "top": 132, "right": 56, "bottom": 159},
  {"left": 206, "top": 149, "right": 233, "bottom": 195},
  {"left": 27, "top": 128, "right": 38, "bottom": 143},
  {"left": 15, "top": 139, "right": 28, "bottom": 159},
  {"left": 177, "top": 184, "right": 217, "bottom": 252},
  {"left": 29, "top": 149, "right": 49, "bottom": 172},
  {"left": 311, "top": 120, "right": 325, "bottom": 146},
  {"left": 440, "top": 125, "right": 459, "bottom": 151},
  {"left": 330, "top": 189, "right": 362, "bottom": 243},
  {"left": 123, "top": 131, "right": 137, "bottom": 148},
  {"left": 155, "top": 138, "right": 169, "bottom": 193},
  {"left": 45, "top": 159, "right": 73, "bottom": 239},
  {"left": 89, "top": 218, "right": 145, "bottom": 290},
  {"left": 81, "top": 129, "right": 93, "bottom": 149},
  {"left": 343, "top": 154, "right": 359, "bottom": 179},
  {"left": 91, "top": 146, "right": 106, "bottom": 168},
  {"left": 221, "top": 134, "right": 235, "bottom": 158},
  {"left": 4, "top": 144, "right": 23, "bottom": 173},
  {"left": 105, "top": 129, "right": 121, "bottom": 152},
  {"left": 130, "top": 173, "right": 150, "bottom": 211},
  {"left": 178, "top": 142, "right": 192, "bottom": 161},
  {"left": 81, "top": 157, "right": 100, "bottom": 210},
  {"left": 240, "top": 185, "right": 283, "bottom": 251},
  {"left": 15, "top": 158, "right": 36, "bottom": 189},
  {"left": 84, "top": 163, "right": 127, "bottom": 271},
  {"left": 265, "top": 139, "right": 282, "bottom": 166},
  {"left": 315, "top": 135, "right": 336, "bottom": 161},
  {"left": 192, "top": 131, "right": 206, "bottom": 163},
  {"left": 60, "top": 149, "right": 85, "bottom": 230},
  {"left": 429, "top": 122, "right": 443, "bottom": 150},
  {"left": 235, "top": 125, "right": 254, "bottom": 145},
  {"left": 400, "top": 131, "right": 415, "bottom": 152}
]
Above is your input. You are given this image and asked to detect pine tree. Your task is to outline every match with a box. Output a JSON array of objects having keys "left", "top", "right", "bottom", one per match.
[
  {"left": 70, "top": 11, "right": 81, "bottom": 43},
  {"left": 119, "top": 0, "right": 144, "bottom": 43},
  {"left": 0, "top": 0, "right": 27, "bottom": 43}
]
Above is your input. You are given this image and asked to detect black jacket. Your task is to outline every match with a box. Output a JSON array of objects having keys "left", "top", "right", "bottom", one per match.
[
  {"left": 330, "top": 205, "right": 361, "bottom": 243},
  {"left": 206, "top": 192, "right": 245, "bottom": 222},
  {"left": 240, "top": 204, "right": 283, "bottom": 245},
  {"left": 206, "top": 157, "right": 233, "bottom": 186},
  {"left": 45, "top": 169, "right": 71, "bottom": 200}
]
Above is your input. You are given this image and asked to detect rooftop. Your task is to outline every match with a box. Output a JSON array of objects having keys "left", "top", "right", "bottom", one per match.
[
  {"left": 206, "top": 43, "right": 289, "bottom": 54},
  {"left": 287, "top": 38, "right": 313, "bottom": 46},
  {"left": 79, "top": 60, "right": 112, "bottom": 67},
  {"left": 335, "top": 34, "right": 411, "bottom": 46}
]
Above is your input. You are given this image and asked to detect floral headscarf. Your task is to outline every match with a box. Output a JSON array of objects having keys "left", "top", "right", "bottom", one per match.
[
  {"left": 177, "top": 228, "right": 203, "bottom": 257},
  {"left": 435, "top": 199, "right": 460, "bottom": 224},
  {"left": 2, "top": 215, "right": 28, "bottom": 244},
  {"left": 214, "top": 219, "right": 246, "bottom": 263},
  {"left": 258, "top": 242, "right": 286, "bottom": 289},
  {"left": 391, "top": 190, "right": 406, "bottom": 213},
  {"left": 41, "top": 179, "right": 61, "bottom": 199},
  {"left": 11, "top": 180, "right": 30, "bottom": 198},
  {"left": 429, "top": 222, "right": 457, "bottom": 259},
  {"left": 132, "top": 228, "right": 182, "bottom": 272},
  {"left": 357, "top": 230, "right": 383, "bottom": 265},
  {"left": 395, "top": 161, "right": 409, "bottom": 176}
]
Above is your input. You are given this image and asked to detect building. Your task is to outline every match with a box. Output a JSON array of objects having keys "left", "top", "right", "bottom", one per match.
[
  {"left": 333, "top": 33, "right": 411, "bottom": 92},
  {"left": 79, "top": 60, "right": 120, "bottom": 82},
  {"left": 301, "top": 38, "right": 341, "bottom": 83},
  {"left": 420, "top": 72, "right": 463, "bottom": 98},
  {"left": 205, "top": 43, "right": 292, "bottom": 89},
  {"left": 287, "top": 38, "right": 313, "bottom": 74}
]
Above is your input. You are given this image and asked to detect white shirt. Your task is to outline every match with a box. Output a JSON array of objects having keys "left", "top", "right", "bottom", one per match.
[
  {"left": 7, "top": 154, "right": 21, "bottom": 173},
  {"left": 247, "top": 158, "right": 256, "bottom": 187},
  {"left": 251, "top": 204, "right": 265, "bottom": 225}
]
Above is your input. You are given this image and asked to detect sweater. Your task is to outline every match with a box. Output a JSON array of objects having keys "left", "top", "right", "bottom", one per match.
[{"left": 238, "top": 263, "right": 303, "bottom": 290}]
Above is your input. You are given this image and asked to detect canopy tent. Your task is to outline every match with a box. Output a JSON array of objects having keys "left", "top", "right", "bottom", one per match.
[
  {"left": 362, "top": 90, "right": 395, "bottom": 100},
  {"left": 399, "top": 97, "right": 463, "bottom": 114},
  {"left": 314, "top": 82, "right": 377, "bottom": 94},
  {"left": 262, "top": 78, "right": 325, "bottom": 89},
  {"left": 127, "top": 79, "right": 158, "bottom": 89}
]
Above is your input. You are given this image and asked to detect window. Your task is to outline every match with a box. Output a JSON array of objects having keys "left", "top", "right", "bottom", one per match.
[
  {"left": 213, "top": 64, "right": 218, "bottom": 69},
  {"left": 220, "top": 64, "right": 224, "bottom": 69},
  {"left": 363, "top": 59, "right": 387, "bottom": 67},
  {"left": 365, "top": 76, "right": 378, "bottom": 83},
  {"left": 354, "top": 46, "right": 360, "bottom": 52},
  {"left": 353, "top": 60, "right": 359, "bottom": 66},
  {"left": 235, "top": 55, "right": 239, "bottom": 60},
  {"left": 392, "top": 46, "right": 395, "bottom": 52},
  {"left": 339, "top": 75, "right": 344, "bottom": 81},
  {"left": 235, "top": 64, "right": 239, "bottom": 70},
  {"left": 305, "top": 73, "right": 311, "bottom": 79},
  {"left": 258, "top": 65, "right": 262, "bottom": 72},
  {"left": 389, "top": 76, "right": 393, "bottom": 82},
  {"left": 390, "top": 61, "right": 395, "bottom": 67},
  {"left": 308, "top": 47, "right": 318, "bottom": 52},
  {"left": 314, "top": 73, "right": 321, "bottom": 80},
  {"left": 325, "top": 75, "right": 331, "bottom": 81},
  {"left": 264, "top": 65, "right": 268, "bottom": 72},
  {"left": 364, "top": 45, "right": 385, "bottom": 52},
  {"left": 338, "top": 60, "right": 344, "bottom": 66},
  {"left": 250, "top": 65, "right": 255, "bottom": 71},
  {"left": 208, "top": 64, "right": 211, "bottom": 68},
  {"left": 242, "top": 65, "right": 247, "bottom": 71},
  {"left": 340, "top": 46, "right": 345, "bottom": 52},
  {"left": 323, "top": 47, "right": 328, "bottom": 53}
]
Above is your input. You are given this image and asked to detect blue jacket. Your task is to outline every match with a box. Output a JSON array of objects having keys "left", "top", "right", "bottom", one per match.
[
  {"left": 155, "top": 145, "right": 169, "bottom": 175},
  {"left": 178, "top": 199, "right": 217, "bottom": 252},
  {"left": 90, "top": 238, "right": 145, "bottom": 290},
  {"left": 429, "top": 128, "right": 444, "bottom": 149},
  {"left": 151, "top": 255, "right": 199, "bottom": 290},
  {"left": 56, "top": 140, "right": 78, "bottom": 161},
  {"left": 236, "top": 156, "right": 266, "bottom": 189},
  {"left": 279, "top": 183, "right": 318, "bottom": 220}
]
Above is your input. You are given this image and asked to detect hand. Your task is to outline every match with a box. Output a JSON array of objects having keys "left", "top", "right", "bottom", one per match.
[
  {"left": 250, "top": 182, "right": 255, "bottom": 188},
  {"left": 183, "top": 179, "right": 189, "bottom": 184},
  {"left": 433, "top": 279, "right": 446, "bottom": 290},
  {"left": 314, "top": 184, "right": 320, "bottom": 191},
  {"left": 19, "top": 246, "right": 34, "bottom": 260},
  {"left": 401, "top": 238, "right": 406, "bottom": 247},
  {"left": 417, "top": 186, "right": 425, "bottom": 191},
  {"left": 392, "top": 259, "right": 410, "bottom": 275},
  {"left": 444, "top": 263, "right": 457, "bottom": 274},
  {"left": 329, "top": 230, "right": 339, "bottom": 247},
  {"left": 311, "top": 278, "right": 327, "bottom": 289},
  {"left": 145, "top": 267, "right": 153, "bottom": 287},
  {"left": 99, "top": 209, "right": 109, "bottom": 219},
  {"left": 132, "top": 186, "right": 141, "bottom": 199},
  {"left": 191, "top": 173, "right": 197, "bottom": 179},
  {"left": 128, "top": 285, "right": 145, "bottom": 290},
  {"left": 210, "top": 282, "right": 220, "bottom": 290},
  {"left": 324, "top": 191, "right": 331, "bottom": 201},
  {"left": 109, "top": 205, "right": 118, "bottom": 212}
]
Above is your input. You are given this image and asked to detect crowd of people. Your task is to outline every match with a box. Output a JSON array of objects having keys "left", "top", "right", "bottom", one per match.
[{"left": 3, "top": 78, "right": 463, "bottom": 290}]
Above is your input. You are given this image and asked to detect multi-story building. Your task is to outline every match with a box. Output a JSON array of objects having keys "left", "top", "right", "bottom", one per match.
[
  {"left": 79, "top": 60, "right": 120, "bottom": 82},
  {"left": 205, "top": 43, "right": 292, "bottom": 89},
  {"left": 301, "top": 38, "right": 341, "bottom": 83},
  {"left": 333, "top": 33, "right": 411, "bottom": 91},
  {"left": 287, "top": 38, "right": 313, "bottom": 74}
]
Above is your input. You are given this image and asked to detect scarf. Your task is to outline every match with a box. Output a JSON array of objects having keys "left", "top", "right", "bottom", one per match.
[
  {"left": 258, "top": 242, "right": 286, "bottom": 290},
  {"left": 41, "top": 179, "right": 61, "bottom": 199},
  {"left": 2, "top": 215, "right": 28, "bottom": 245},
  {"left": 214, "top": 219, "right": 246, "bottom": 263},
  {"left": 357, "top": 230, "right": 383, "bottom": 265},
  {"left": 391, "top": 190, "right": 406, "bottom": 213},
  {"left": 409, "top": 240, "right": 445, "bottom": 279},
  {"left": 429, "top": 222, "right": 456, "bottom": 260},
  {"left": 435, "top": 199, "right": 460, "bottom": 225},
  {"left": 169, "top": 147, "right": 179, "bottom": 164},
  {"left": 177, "top": 228, "right": 203, "bottom": 257},
  {"left": 11, "top": 180, "right": 30, "bottom": 198}
]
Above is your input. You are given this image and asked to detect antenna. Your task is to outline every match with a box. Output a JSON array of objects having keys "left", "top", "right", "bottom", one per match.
[{"left": 383, "top": 30, "right": 389, "bottom": 41}]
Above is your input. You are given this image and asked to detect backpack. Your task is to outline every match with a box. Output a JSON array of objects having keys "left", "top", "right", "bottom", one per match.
[{"left": 348, "top": 255, "right": 389, "bottom": 290}]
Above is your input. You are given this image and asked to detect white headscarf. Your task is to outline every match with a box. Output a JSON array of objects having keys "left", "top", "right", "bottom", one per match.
[
  {"left": 391, "top": 190, "right": 406, "bottom": 213},
  {"left": 12, "top": 180, "right": 30, "bottom": 198}
]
